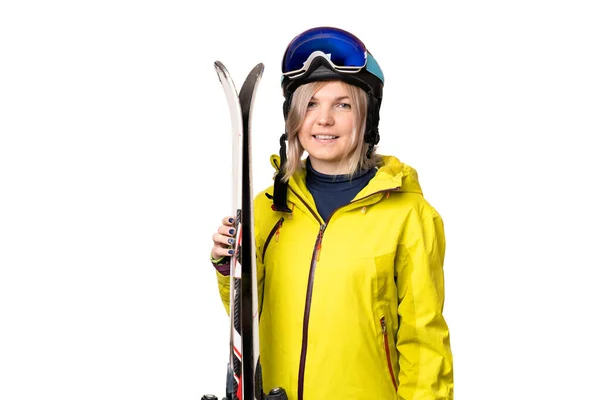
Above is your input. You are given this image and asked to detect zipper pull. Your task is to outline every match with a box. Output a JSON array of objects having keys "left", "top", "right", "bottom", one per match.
[
  {"left": 275, "top": 217, "right": 284, "bottom": 242},
  {"left": 316, "top": 224, "right": 325, "bottom": 261},
  {"left": 380, "top": 316, "right": 387, "bottom": 334}
]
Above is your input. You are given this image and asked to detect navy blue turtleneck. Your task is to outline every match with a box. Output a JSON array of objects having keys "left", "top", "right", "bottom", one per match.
[{"left": 305, "top": 157, "right": 377, "bottom": 221}]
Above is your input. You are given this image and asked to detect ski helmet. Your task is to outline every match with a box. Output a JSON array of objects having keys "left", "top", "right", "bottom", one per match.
[
  {"left": 281, "top": 26, "right": 385, "bottom": 153},
  {"left": 272, "top": 26, "right": 385, "bottom": 212}
]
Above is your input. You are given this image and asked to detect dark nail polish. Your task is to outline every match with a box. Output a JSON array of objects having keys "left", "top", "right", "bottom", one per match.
[
  {"left": 229, "top": 229, "right": 235, "bottom": 235},
  {"left": 228, "top": 238, "right": 234, "bottom": 244},
  {"left": 228, "top": 249, "right": 234, "bottom": 255},
  {"left": 228, "top": 218, "right": 234, "bottom": 223}
]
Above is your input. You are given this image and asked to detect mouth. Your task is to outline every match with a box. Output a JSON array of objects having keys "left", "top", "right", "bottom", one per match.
[{"left": 312, "top": 134, "right": 339, "bottom": 140}]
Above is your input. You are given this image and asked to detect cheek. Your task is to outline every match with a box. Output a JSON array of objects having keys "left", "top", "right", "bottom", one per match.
[
  {"left": 339, "top": 115, "right": 356, "bottom": 134},
  {"left": 296, "top": 125, "right": 311, "bottom": 148},
  {"left": 297, "top": 133, "right": 308, "bottom": 148},
  {"left": 298, "top": 116, "right": 314, "bottom": 137}
]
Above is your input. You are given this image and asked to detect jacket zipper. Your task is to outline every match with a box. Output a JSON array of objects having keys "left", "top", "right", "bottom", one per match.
[
  {"left": 297, "top": 223, "right": 326, "bottom": 400},
  {"left": 284, "top": 187, "right": 324, "bottom": 400},
  {"left": 289, "top": 187, "right": 400, "bottom": 400},
  {"left": 258, "top": 217, "right": 285, "bottom": 319},
  {"left": 261, "top": 217, "right": 285, "bottom": 262},
  {"left": 380, "top": 316, "right": 398, "bottom": 391}
]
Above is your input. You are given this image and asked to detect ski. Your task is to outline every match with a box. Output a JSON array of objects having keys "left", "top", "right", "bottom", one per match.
[{"left": 203, "top": 62, "right": 287, "bottom": 400}]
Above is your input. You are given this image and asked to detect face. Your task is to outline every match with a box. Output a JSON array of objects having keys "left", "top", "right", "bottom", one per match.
[{"left": 298, "top": 81, "right": 356, "bottom": 175}]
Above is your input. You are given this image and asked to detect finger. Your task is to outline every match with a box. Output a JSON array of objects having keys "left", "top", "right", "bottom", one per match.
[
  {"left": 212, "top": 232, "right": 236, "bottom": 247},
  {"left": 222, "top": 216, "right": 236, "bottom": 226},
  {"left": 211, "top": 245, "right": 235, "bottom": 259},
  {"left": 218, "top": 225, "right": 236, "bottom": 237}
]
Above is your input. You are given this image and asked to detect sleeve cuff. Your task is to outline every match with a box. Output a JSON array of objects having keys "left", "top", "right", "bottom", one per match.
[{"left": 210, "top": 254, "right": 231, "bottom": 276}]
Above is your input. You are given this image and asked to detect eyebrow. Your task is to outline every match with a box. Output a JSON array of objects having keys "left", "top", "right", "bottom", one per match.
[{"left": 310, "top": 95, "right": 351, "bottom": 101}]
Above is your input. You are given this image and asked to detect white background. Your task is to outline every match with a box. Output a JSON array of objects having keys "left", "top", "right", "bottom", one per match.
[{"left": 1, "top": 1, "right": 599, "bottom": 399}]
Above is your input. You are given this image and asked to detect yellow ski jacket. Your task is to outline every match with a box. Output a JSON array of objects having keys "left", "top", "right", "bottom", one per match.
[{"left": 215, "top": 155, "right": 453, "bottom": 399}]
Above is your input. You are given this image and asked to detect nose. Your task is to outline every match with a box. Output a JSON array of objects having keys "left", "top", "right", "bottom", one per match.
[{"left": 317, "top": 107, "right": 334, "bottom": 126}]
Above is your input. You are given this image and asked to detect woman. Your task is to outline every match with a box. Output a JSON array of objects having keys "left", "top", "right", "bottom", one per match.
[{"left": 210, "top": 26, "right": 454, "bottom": 400}]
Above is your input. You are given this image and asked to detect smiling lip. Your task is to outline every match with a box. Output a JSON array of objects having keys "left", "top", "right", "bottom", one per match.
[{"left": 312, "top": 134, "right": 339, "bottom": 139}]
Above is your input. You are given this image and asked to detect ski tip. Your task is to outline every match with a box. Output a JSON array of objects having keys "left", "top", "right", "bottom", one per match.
[
  {"left": 214, "top": 60, "right": 231, "bottom": 84},
  {"left": 214, "top": 60, "right": 227, "bottom": 72},
  {"left": 250, "top": 62, "right": 265, "bottom": 78}
]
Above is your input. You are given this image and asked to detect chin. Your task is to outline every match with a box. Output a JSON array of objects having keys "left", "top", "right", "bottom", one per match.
[{"left": 307, "top": 149, "right": 337, "bottom": 160}]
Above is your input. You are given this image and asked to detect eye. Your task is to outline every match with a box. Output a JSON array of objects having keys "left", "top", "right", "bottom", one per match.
[
  {"left": 307, "top": 101, "right": 318, "bottom": 109},
  {"left": 337, "top": 102, "right": 351, "bottom": 109}
]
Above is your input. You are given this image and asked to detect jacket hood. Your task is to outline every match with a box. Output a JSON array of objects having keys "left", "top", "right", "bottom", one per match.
[{"left": 269, "top": 154, "right": 423, "bottom": 196}]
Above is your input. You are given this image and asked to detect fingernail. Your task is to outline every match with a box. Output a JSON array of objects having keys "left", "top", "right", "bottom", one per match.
[
  {"left": 228, "top": 249, "right": 234, "bottom": 255},
  {"left": 228, "top": 238, "right": 234, "bottom": 244},
  {"left": 229, "top": 229, "right": 235, "bottom": 235},
  {"left": 228, "top": 217, "right": 234, "bottom": 223}
]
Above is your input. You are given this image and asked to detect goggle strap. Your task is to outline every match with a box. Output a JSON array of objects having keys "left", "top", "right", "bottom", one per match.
[{"left": 365, "top": 53, "right": 384, "bottom": 84}]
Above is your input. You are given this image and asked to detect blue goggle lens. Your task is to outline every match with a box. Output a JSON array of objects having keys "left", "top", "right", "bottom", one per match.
[{"left": 282, "top": 27, "right": 367, "bottom": 74}]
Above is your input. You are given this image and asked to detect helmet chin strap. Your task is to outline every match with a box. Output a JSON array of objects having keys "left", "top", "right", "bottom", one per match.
[
  {"left": 365, "top": 96, "right": 380, "bottom": 158},
  {"left": 272, "top": 99, "right": 292, "bottom": 212},
  {"left": 272, "top": 132, "right": 292, "bottom": 212}
]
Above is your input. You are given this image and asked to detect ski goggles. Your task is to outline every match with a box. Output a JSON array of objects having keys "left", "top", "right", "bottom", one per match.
[{"left": 282, "top": 27, "right": 370, "bottom": 79}]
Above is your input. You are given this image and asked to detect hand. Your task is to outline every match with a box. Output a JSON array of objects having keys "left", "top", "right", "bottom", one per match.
[{"left": 211, "top": 216, "right": 236, "bottom": 260}]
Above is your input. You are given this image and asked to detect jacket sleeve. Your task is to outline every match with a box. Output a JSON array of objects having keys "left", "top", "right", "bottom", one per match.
[
  {"left": 395, "top": 209, "right": 454, "bottom": 399},
  {"left": 215, "top": 264, "right": 231, "bottom": 315}
]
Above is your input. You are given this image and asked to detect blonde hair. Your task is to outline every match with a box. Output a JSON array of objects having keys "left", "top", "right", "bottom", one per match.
[{"left": 282, "top": 80, "right": 380, "bottom": 181}]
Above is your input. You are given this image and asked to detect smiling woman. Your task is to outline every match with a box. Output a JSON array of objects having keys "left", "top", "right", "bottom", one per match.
[
  {"left": 209, "top": 26, "right": 454, "bottom": 400},
  {"left": 284, "top": 80, "right": 371, "bottom": 176}
]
